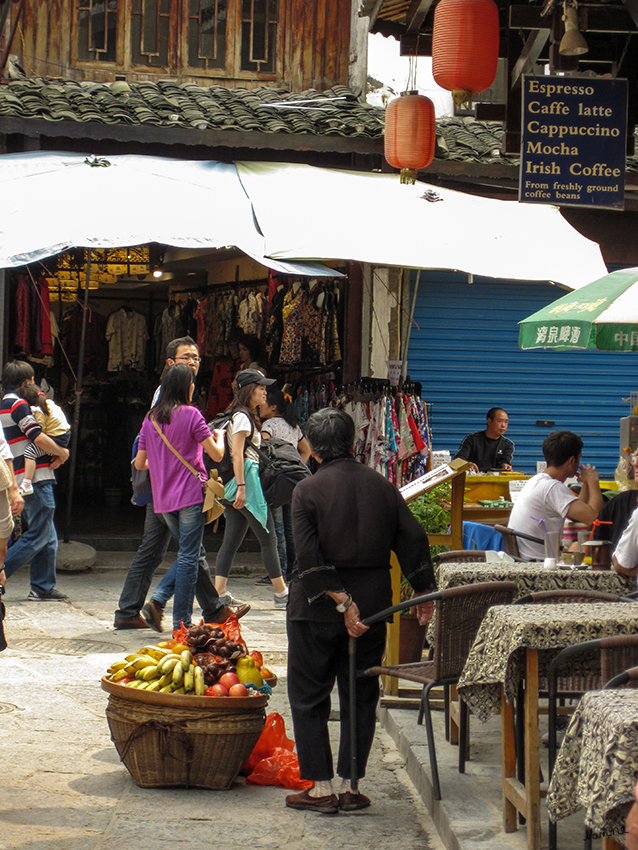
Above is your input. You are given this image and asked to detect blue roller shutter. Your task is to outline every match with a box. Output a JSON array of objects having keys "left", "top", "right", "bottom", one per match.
[{"left": 406, "top": 271, "right": 635, "bottom": 477}]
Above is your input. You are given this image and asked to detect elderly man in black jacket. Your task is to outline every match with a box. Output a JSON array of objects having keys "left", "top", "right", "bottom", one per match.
[{"left": 285, "top": 408, "right": 436, "bottom": 815}]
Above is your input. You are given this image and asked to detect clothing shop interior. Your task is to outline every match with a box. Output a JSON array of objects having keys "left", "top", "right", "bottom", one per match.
[{"left": 6, "top": 243, "right": 431, "bottom": 546}]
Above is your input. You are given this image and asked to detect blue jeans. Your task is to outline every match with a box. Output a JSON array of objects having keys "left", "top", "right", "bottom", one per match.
[
  {"left": 115, "top": 501, "right": 171, "bottom": 622},
  {"left": 115, "top": 500, "right": 222, "bottom": 624},
  {"left": 161, "top": 502, "right": 206, "bottom": 630},
  {"left": 4, "top": 481, "right": 57, "bottom": 595},
  {"left": 273, "top": 502, "right": 295, "bottom": 581}
]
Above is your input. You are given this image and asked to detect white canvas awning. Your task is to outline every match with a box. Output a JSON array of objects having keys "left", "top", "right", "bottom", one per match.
[
  {"left": 0, "top": 152, "right": 607, "bottom": 289},
  {"left": 235, "top": 161, "right": 608, "bottom": 290},
  {"left": 0, "top": 151, "right": 340, "bottom": 276}
]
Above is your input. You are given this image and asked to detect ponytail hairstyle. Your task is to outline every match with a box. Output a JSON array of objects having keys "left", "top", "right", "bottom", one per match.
[
  {"left": 148, "top": 364, "right": 194, "bottom": 425},
  {"left": 266, "top": 384, "right": 299, "bottom": 427},
  {"left": 19, "top": 383, "right": 50, "bottom": 417}
]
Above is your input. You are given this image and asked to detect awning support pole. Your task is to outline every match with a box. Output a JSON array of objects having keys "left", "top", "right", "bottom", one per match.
[{"left": 63, "top": 251, "right": 91, "bottom": 543}]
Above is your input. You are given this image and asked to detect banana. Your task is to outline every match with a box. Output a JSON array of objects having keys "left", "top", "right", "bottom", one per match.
[
  {"left": 194, "top": 666, "right": 206, "bottom": 696},
  {"left": 131, "top": 655, "right": 158, "bottom": 670},
  {"left": 173, "top": 686, "right": 185, "bottom": 694},
  {"left": 125, "top": 653, "right": 148, "bottom": 663},
  {"left": 158, "top": 671, "right": 174, "bottom": 688},
  {"left": 181, "top": 650, "right": 193, "bottom": 671},
  {"left": 111, "top": 668, "right": 129, "bottom": 682},
  {"left": 137, "top": 681, "right": 151, "bottom": 690},
  {"left": 146, "top": 680, "right": 162, "bottom": 692},
  {"left": 108, "top": 660, "right": 128, "bottom": 673},
  {"left": 159, "top": 656, "right": 181, "bottom": 675},
  {"left": 183, "top": 664, "right": 195, "bottom": 692},
  {"left": 140, "top": 645, "right": 171, "bottom": 661},
  {"left": 173, "top": 662, "right": 184, "bottom": 687},
  {"left": 159, "top": 684, "right": 174, "bottom": 693},
  {"left": 125, "top": 680, "right": 142, "bottom": 689},
  {"left": 137, "top": 665, "right": 161, "bottom": 682}
]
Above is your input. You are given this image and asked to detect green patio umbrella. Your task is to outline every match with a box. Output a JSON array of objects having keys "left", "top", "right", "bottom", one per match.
[{"left": 519, "top": 267, "right": 638, "bottom": 351}]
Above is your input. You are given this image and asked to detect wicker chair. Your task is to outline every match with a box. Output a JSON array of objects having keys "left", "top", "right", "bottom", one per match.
[
  {"left": 513, "top": 588, "right": 627, "bottom": 605},
  {"left": 494, "top": 524, "right": 544, "bottom": 560},
  {"left": 364, "top": 580, "right": 517, "bottom": 800},
  {"left": 546, "top": 636, "right": 638, "bottom": 850},
  {"left": 434, "top": 550, "right": 488, "bottom": 565}
]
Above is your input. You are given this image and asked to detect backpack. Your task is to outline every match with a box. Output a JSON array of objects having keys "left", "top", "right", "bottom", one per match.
[
  {"left": 255, "top": 438, "right": 312, "bottom": 509},
  {"left": 206, "top": 407, "right": 254, "bottom": 484},
  {"left": 130, "top": 432, "right": 153, "bottom": 507}
]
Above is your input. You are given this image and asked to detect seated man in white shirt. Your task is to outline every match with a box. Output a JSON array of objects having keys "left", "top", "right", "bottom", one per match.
[
  {"left": 612, "top": 508, "right": 638, "bottom": 579},
  {"left": 508, "top": 430, "right": 603, "bottom": 561}
]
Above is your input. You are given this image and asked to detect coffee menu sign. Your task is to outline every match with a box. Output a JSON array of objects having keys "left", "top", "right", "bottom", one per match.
[{"left": 519, "top": 75, "right": 627, "bottom": 210}]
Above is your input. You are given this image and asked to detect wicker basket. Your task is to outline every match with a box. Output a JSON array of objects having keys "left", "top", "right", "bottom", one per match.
[{"left": 101, "top": 677, "right": 268, "bottom": 789}]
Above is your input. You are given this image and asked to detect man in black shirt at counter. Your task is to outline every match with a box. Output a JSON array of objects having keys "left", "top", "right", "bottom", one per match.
[{"left": 455, "top": 407, "right": 514, "bottom": 473}]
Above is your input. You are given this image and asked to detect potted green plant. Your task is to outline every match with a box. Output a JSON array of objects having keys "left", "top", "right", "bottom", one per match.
[{"left": 398, "top": 483, "right": 452, "bottom": 663}]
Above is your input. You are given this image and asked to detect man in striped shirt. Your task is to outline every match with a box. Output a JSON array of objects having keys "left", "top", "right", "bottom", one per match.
[{"left": 1, "top": 361, "right": 70, "bottom": 601}]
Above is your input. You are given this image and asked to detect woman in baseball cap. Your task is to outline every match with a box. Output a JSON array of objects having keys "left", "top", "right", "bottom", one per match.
[{"left": 214, "top": 370, "right": 289, "bottom": 609}]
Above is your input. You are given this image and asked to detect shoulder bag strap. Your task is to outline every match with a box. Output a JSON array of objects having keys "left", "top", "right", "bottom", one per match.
[{"left": 150, "top": 415, "right": 201, "bottom": 480}]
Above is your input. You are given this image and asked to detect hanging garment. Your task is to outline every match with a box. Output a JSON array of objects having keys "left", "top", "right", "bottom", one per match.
[
  {"left": 280, "top": 286, "right": 304, "bottom": 365},
  {"left": 60, "top": 304, "right": 108, "bottom": 370},
  {"left": 105, "top": 308, "right": 148, "bottom": 371},
  {"left": 14, "top": 274, "right": 30, "bottom": 352}
]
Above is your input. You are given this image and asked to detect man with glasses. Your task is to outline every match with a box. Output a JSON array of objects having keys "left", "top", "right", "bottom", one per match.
[{"left": 113, "top": 337, "right": 250, "bottom": 630}]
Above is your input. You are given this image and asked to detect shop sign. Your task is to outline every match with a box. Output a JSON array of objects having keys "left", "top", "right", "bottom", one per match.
[{"left": 519, "top": 75, "right": 627, "bottom": 210}]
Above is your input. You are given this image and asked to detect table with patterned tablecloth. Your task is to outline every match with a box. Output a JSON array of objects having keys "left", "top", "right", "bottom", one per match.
[
  {"left": 457, "top": 602, "right": 638, "bottom": 850},
  {"left": 458, "top": 603, "right": 638, "bottom": 722},
  {"left": 547, "top": 689, "right": 638, "bottom": 841},
  {"left": 429, "top": 561, "right": 635, "bottom": 646},
  {"left": 437, "top": 561, "right": 635, "bottom": 600}
]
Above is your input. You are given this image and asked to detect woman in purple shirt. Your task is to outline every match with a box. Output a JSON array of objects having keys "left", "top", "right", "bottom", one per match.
[{"left": 135, "top": 365, "right": 224, "bottom": 631}]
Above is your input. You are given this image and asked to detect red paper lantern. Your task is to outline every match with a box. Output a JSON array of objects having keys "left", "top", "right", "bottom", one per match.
[
  {"left": 432, "top": 0, "right": 500, "bottom": 108},
  {"left": 384, "top": 92, "right": 435, "bottom": 184}
]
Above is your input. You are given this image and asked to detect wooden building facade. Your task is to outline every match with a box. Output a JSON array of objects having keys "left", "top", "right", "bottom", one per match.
[{"left": 2, "top": 0, "right": 365, "bottom": 94}]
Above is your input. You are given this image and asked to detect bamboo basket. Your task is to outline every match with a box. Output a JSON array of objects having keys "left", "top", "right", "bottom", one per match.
[{"left": 101, "top": 677, "right": 268, "bottom": 789}]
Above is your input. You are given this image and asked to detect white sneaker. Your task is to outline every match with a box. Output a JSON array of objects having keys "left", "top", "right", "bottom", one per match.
[
  {"left": 18, "top": 482, "right": 33, "bottom": 497},
  {"left": 218, "top": 591, "right": 245, "bottom": 606},
  {"left": 274, "top": 589, "right": 289, "bottom": 608}
]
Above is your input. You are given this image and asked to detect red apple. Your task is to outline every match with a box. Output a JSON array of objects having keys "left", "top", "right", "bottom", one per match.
[
  {"left": 218, "top": 672, "right": 240, "bottom": 691},
  {"left": 206, "top": 684, "right": 229, "bottom": 697},
  {"left": 228, "top": 683, "right": 248, "bottom": 697}
]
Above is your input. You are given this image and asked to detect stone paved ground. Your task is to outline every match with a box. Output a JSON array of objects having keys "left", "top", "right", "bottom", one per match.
[{"left": 0, "top": 554, "right": 445, "bottom": 850}]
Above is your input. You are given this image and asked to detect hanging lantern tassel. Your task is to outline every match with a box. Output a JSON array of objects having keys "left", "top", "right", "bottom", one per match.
[
  {"left": 384, "top": 92, "right": 436, "bottom": 185},
  {"left": 432, "top": 0, "right": 500, "bottom": 109}
]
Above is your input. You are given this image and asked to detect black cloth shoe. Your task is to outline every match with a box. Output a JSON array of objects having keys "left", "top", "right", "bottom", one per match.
[
  {"left": 254, "top": 575, "right": 271, "bottom": 586},
  {"left": 211, "top": 603, "right": 250, "bottom": 623},
  {"left": 338, "top": 791, "right": 371, "bottom": 811},
  {"left": 27, "top": 588, "right": 68, "bottom": 601},
  {"left": 285, "top": 790, "right": 339, "bottom": 814},
  {"left": 113, "top": 616, "right": 148, "bottom": 629},
  {"left": 141, "top": 600, "right": 164, "bottom": 632}
]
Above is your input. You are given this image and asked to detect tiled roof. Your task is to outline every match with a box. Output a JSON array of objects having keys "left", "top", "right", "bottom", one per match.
[
  {"left": 435, "top": 117, "right": 513, "bottom": 164},
  {"left": 0, "top": 77, "right": 385, "bottom": 139}
]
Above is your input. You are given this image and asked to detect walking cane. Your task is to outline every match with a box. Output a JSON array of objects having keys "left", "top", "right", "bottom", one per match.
[{"left": 348, "top": 590, "right": 442, "bottom": 793}]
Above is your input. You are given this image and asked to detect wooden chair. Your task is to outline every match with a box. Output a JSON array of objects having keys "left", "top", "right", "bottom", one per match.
[
  {"left": 364, "top": 581, "right": 517, "bottom": 800},
  {"left": 494, "top": 524, "right": 544, "bottom": 560},
  {"left": 546, "top": 637, "right": 638, "bottom": 850},
  {"left": 434, "top": 550, "right": 488, "bottom": 565}
]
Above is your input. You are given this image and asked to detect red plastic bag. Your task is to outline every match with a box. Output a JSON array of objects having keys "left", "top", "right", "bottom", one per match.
[
  {"left": 242, "top": 712, "right": 294, "bottom": 774},
  {"left": 241, "top": 712, "right": 311, "bottom": 790},
  {"left": 245, "top": 748, "right": 312, "bottom": 790}
]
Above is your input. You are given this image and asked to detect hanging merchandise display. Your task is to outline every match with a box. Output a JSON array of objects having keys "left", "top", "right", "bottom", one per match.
[
  {"left": 432, "top": 0, "right": 500, "bottom": 108},
  {"left": 105, "top": 307, "right": 149, "bottom": 372}
]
